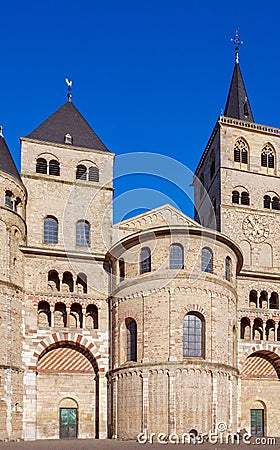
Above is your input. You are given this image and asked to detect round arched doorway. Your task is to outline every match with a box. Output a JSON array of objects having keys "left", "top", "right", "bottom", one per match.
[{"left": 36, "top": 342, "right": 99, "bottom": 439}]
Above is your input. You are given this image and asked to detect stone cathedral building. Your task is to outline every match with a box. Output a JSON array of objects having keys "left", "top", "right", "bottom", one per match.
[{"left": 0, "top": 49, "right": 279, "bottom": 441}]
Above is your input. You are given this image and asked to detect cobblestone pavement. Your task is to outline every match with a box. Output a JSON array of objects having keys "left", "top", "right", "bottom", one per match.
[{"left": 0, "top": 437, "right": 277, "bottom": 450}]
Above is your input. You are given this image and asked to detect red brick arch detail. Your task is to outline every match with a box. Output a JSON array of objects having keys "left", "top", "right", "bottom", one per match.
[
  {"left": 29, "top": 333, "right": 105, "bottom": 373},
  {"left": 184, "top": 304, "right": 207, "bottom": 318},
  {"left": 239, "top": 345, "right": 280, "bottom": 368}
]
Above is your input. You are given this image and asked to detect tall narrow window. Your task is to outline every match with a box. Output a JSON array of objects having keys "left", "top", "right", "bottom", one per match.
[
  {"left": 44, "top": 216, "right": 58, "bottom": 243},
  {"left": 263, "top": 195, "right": 271, "bottom": 209},
  {"left": 225, "top": 256, "right": 232, "bottom": 281},
  {"left": 62, "top": 271, "right": 74, "bottom": 292},
  {"left": 119, "top": 258, "right": 125, "bottom": 281},
  {"left": 76, "top": 220, "right": 90, "bottom": 247},
  {"left": 76, "top": 164, "right": 87, "bottom": 180},
  {"left": 170, "top": 244, "right": 184, "bottom": 269},
  {"left": 140, "top": 247, "right": 151, "bottom": 274},
  {"left": 36, "top": 158, "right": 47, "bottom": 174},
  {"left": 241, "top": 191, "right": 250, "bottom": 205},
  {"left": 232, "top": 191, "right": 240, "bottom": 204},
  {"left": 126, "top": 319, "right": 137, "bottom": 361},
  {"left": 261, "top": 144, "right": 275, "bottom": 169},
  {"left": 234, "top": 139, "right": 248, "bottom": 165},
  {"left": 201, "top": 247, "right": 213, "bottom": 273},
  {"left": 183, "top": 313, "right": 204, "bottom": 357},
  {"left": 5, "top": 191, "right": 13, "bottom": 209},
  {"left": 272, "top": 196, "right": 280, "bottom": 210},
  {"left": 88, "top": 166, "right": 99, "bottom": 182},
  {"left": 49, "top": 160, "right": 60, "bottom": 176}
]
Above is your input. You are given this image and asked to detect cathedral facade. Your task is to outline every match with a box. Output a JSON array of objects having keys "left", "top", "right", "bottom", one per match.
[{"left": 0, "top": 54, "right": 279, "bottom": 441}]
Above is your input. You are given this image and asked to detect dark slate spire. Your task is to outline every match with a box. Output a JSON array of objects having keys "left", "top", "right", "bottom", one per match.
[
  {"left": 224, "top": 62, "right": 254, "bottom": 122},
  {"left": 26, "top": 101, "right": 110, "bottom": 152},
  {"left": 224, "top": 29, "right": 254, "bottom": 122},
  {"left": 0, "top": 132, "right": 22, "bottom": 184}
]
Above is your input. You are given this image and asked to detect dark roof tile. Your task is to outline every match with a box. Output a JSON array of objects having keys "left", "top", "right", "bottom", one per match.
[
  {"left": 26, "top": 101, "right": 110, "bottom": 152},
  {"left": 224, "top": 62, "right": 254, "bottom": 122},
  {"left": 0, "top": 136, "right": 23, "bottom": 184}
]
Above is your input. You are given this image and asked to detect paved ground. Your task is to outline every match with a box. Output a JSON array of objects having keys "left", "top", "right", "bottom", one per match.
[{"left": 0, "top": 437, "right": 277, "bottom": 450}]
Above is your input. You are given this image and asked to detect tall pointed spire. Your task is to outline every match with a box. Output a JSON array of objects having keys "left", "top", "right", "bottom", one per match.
[{"left": 224, "top": 30, "right": 254, "bottom": 122}]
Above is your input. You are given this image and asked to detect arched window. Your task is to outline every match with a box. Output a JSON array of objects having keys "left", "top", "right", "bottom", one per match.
[
  {"left": 76, "top": 272, "right": 87, "bottom": 293},
  {"left": 253, "top": 318, "right": 263, "bottom": 340},
  {"left": 240, "top": 317, "right": 251, "bottom": 339},
  {"left": 44, "top": 216, "right": 58, "bottom": 243},
  {"left": 126, "top": 318, "right": 137, "bottom": 361},
  {"left": 234, "top": 139, "right": 248, "bottom": 165},
  {"left": 70, "top": 303, "right": 83, "bottom": 328},
  {"left": 36, "top": 158, "right": 47, "bottom": 174},
  {"left": 48, "top": 270, "right": 60, "bottom": 291},
  {"left": 264, "top": 195, "right": 271, "bottom": 209},
  {"left": 49, "top": 159, "right": 60, "bottom": 176},
  {"left": 62, "top": 271, "right": 74, "bottom": 292},
  {"left": 272, "top": 196, "right": 280, "bottom": 210},
  {"left": 261, "top": 144, "right": 275, "bottom": 169},
  {"left": 88, "top": 166, "right": 99, "bottom": 182},
  {"left": 54, "top": 302, "right": 67, "bottom": 327},
  {"left": 183, "top": 313, "right": 204, "bottom": 357},
  {"left": 232, "top": 191, "right": 240, "bottom": 204},
  {"left": 269, "top": 292, "right": 279, "bottom": 309},
  {"left": 76, "top": 164, "right": 87, "bottom": 180},
  {"left": 225, "top": 256, "right": 232, "bottom": 281},
  {"left": 170, "top": 244, "right": 184, "bottom": 269},
  {"left": 259, "top": 290, "right": 268, "bottom": 309},
  {"left": 249, "top": 290, "right": 258, "bottom": 308},
  {"left": 140, "top": 247, "right": 151, "bottom": 274},
  {"left": 86, "top": 304, "right": 98, "bottom": 329},
  {"left": 201, "top": 247, "right": 213, "bottom": 273},
  {"left": 76, "top": 220, "right": 90, "bottom": 247},
  {"left": 37, "top": 301, "right": 51, "bottom": 327},
  {"left": 5, "top": 190, "right": 13, "bottom": 209},
  {"left": 241, "top": 191, "right": 250, "bottom": 205},
  {"left": 119, "top": 258, "right": 125, "bottom": 281}
]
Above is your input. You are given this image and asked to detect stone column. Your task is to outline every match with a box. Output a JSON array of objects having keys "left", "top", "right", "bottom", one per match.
[
  {"left": 98, "top": 372, "right": 108, "bottom": 439},
  {"left": 142, "top": 371, "right": 149, "bottom": 433},
  {"left": 81, "top": 306, "right": 86, "bottom": 329},
  {"left": 168, "top": 370, "right": 176, "bottom": 435},
  {"left": 22, "top": 370, "right": 37, "bottom": 440},
  {"left": 66, "top": 306, "right": 71, "bottom": 328},
  {"left": 50, "top": 305, "right": 55, "bottom": 328}
]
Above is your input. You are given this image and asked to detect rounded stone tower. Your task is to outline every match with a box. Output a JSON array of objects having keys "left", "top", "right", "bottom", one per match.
[
  {"left": 108, "top": 222, "right": 243, "bottom": 440},
  {"left": 0, "top": 133, "right": 26, "bottom": 439}
]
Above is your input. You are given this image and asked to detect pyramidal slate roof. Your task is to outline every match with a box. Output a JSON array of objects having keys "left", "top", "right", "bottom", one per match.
[
  {"left": 224, "top": 62, "right": 254, "bottom": 122},
  {"left": 0, "top": 135, "right": 22, "bottom": 184},
  {"left": 26, "top": 101, "right": 110, "bottom": 152}
]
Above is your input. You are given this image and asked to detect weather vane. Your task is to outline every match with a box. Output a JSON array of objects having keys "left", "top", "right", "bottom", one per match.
[
  {"left": 230, "top": 28, "right": 243, "bottom": 64},
  {"left": 65, "top": 78, "right": 73, "bottom": 102}
]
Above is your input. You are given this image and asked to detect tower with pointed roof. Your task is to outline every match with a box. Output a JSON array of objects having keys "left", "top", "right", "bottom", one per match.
[
  {"left": 19, "top": 95, "right": 114, "bottom": 440},
  {"left": 194, "top": 34, "right": 280, "bottom": 437},
  {"left": 0, "top": 132, "right": 27, "bottom": 439}
]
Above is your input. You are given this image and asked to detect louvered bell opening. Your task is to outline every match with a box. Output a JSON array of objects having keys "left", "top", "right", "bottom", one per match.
[
  {"left": 241, "top": 192, "right": 250, "bottom": 205},
  {"left": 76, "top": 165, "right": 87, "bottom": 180},
  {"left": 36, "top": 158, "right": 47, "bottom": 174},
  {"left": 232, "top": 191, "right": 240, "bottom": 204},
  {"left": 272, "top": 197, "right": 280, "bottom": 210},
  {"left": 264, "top": 195, "right": 271, "bottom": 209},
  {"left": 268, "top": 153, "right": 275, "bottom": 169},
  {"left": 49, "top": 160, "right": 60, "bottom": 176},
  {"left": 261, "top": 152, "right": 267, "bottom": 167},
  {"left": 241, "top": 149, "right": 248, "bottom": 164},
  {"left": 234, "top": 148, "right": 240, "bottom": 162},
  {"left": 88, "top": 166, "right": 99, "bottom": 182}
]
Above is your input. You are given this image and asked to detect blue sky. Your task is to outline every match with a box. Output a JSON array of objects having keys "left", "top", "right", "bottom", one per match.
[{"left": 1, "top": 0, "right": 280, "bottom": 221}]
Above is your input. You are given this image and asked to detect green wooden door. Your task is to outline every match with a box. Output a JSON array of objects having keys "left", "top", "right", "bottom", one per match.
[
  {"left": 59, "top": 408, "right": 78, "bottom": 439},
  {"left": 250, "top": 409, "right": 264, "bottom": 436}
]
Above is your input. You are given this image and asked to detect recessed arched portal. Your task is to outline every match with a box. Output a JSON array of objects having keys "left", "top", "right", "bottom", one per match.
[
  {"left": 241, "top": 350, "right": 280, "bottom": 437},
  {"left": 36, "top": 341, "right": 100, "bottom": 440}
]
